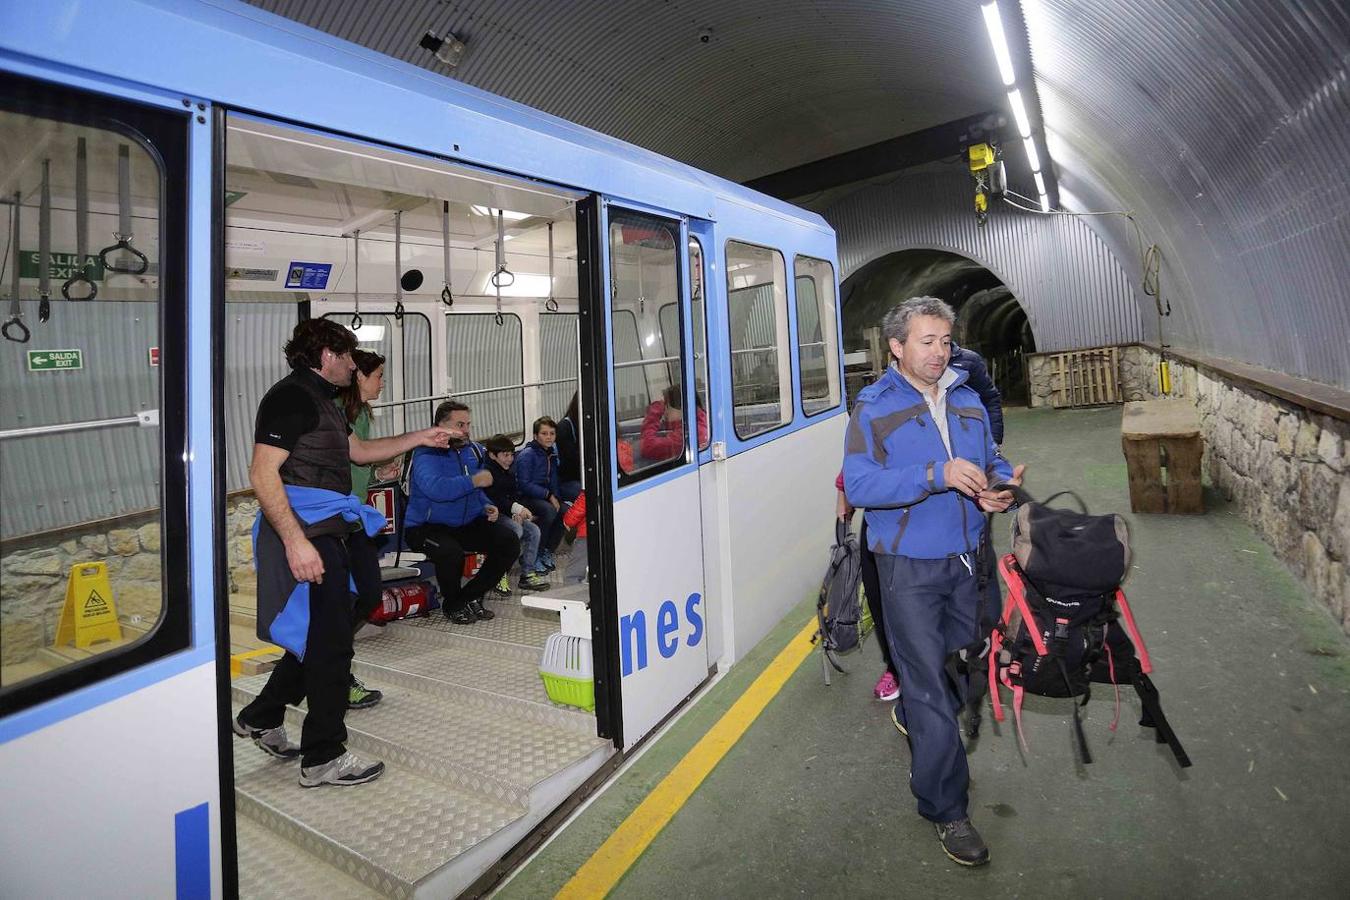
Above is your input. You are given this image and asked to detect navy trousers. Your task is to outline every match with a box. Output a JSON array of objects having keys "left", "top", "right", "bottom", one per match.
[{"left": 876, "top": 553, "right": 981, "bottom": 823}]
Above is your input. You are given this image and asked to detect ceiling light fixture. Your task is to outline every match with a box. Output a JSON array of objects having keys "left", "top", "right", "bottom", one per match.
[
  {"left": 981, "top": 1, "right": 1055, "bottom": 211},
  {"left": 980, "top": 2, "right": 1017, "bottom": 86},
  {"left": 419, "top": 29, "right": 467, "bottom": 68},
  {"left": 1024, "top": 137, "right": 1041, "bottom": 173}
]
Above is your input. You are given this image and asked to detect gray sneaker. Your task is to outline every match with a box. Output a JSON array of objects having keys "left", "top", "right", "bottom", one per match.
[
  {"left": 299, "top": 751, "right": 386, "bottom": 788},
  {"left": 232, "top": 715, "right": 300, "bottom": 760},
  {"left": 934, "top": 817, "right": 990, "bottom": 866}
]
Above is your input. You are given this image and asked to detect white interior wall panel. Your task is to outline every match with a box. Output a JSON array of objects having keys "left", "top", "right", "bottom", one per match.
[{"left": 824, "top": 171, "right": 1142, "bottom": 353}]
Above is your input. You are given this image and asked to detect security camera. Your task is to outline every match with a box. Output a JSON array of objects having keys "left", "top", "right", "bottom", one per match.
[{"left": 420, "top": 29, "right": 467, "bottom": 68}]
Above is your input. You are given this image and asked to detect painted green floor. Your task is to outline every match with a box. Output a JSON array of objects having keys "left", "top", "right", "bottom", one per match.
[{"left": 497, "top": 406, "right": 1350, "bottom": 898}]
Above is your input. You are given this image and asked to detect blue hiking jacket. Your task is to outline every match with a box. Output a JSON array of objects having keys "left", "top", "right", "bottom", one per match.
[
  {"left": 405, "top": 442, "right": 491, "bottom": 529},
  {"left": 253, "top": 486, "right": 386, "bottom": 660},
  {"left": 513, "top": 440, "right": 560, "bottom": 501},
  {"left": 843, "top": 366, "right": 1012, "bottom": 559},
  {"left": 949, "top": 342, "right": 1004, "bottom": 444}
]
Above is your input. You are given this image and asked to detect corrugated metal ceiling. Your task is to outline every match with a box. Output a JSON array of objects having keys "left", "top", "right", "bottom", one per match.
[{"left": 247, "top": 0, "right": 1349, "bottom": 389}]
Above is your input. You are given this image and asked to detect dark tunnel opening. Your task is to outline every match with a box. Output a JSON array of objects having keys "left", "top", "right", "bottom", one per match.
[{"left": 840, "top": 249, "right": 1037, "bottom": 405}]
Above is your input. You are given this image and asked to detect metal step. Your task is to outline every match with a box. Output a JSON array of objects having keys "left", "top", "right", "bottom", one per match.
[
  {"left": 231, "top": 590, "right": 611, "bottom": 898},
  {"left": 236, "top": 813, "right": 384, "bottom": 900},
  {"left": 233, "top": 672, "right": 606, "bottom": 808},
  {"left": 390, "top": 605, "right": 561, "bottom": 651},
  {"left": 232, "top": 736, "right": 523, "bottom": 899}
]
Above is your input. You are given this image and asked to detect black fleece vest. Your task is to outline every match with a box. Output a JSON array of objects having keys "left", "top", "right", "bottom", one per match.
[{"left": 277, "top": 370, "right": 352, "bottom": 495}]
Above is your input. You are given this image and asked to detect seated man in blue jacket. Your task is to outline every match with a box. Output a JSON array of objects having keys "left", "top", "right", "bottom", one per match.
[
  {"left": 843, "top": 296, "right": 1024, "bottom": 868},
  {"left": 404, "top": 400, "right": 520, "bottom": 625}
]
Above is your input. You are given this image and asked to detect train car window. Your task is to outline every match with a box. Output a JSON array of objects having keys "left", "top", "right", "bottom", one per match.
[
  {"left": 688, "top": 237, "right": 710, "bottom": 451},
  {"left": 608, "top": 211, "right": 686, "bottom": 481},
  {"left": 446, "top": 313, "right": 524, "bottom": 442},
  {"left": 321, "top": 311, "right": 432, "bottom": 437},
  {"left": 0, "top": 76, "right": 189, "bottom": 711},
  {"left": 794, "top": 256, "right": 841, "bottom": 415},
  {"left": 540, "top": 312, "right": 579, "bottom": 426},
  {"left": 402, "top": 312, "right": 433, "bottom": 432},
  {"left": 725, "top": 241, "right": 791, "bottom": 439}
]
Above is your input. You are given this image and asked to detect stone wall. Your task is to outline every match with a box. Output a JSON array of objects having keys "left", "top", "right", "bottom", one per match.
[
  {"left": 0, "top": 494, "right": 261, "bottom": 666},
  {"left": 1027, "top": 342, "right": 1348, "bottom": 633},
  {"left": 1133, "top": 349, "right": 1349, "bottom": 634}
]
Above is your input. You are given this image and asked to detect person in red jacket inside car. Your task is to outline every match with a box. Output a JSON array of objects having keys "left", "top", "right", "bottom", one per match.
[
  {"left": 640, "top": 384, "right": 708, "bottom": 462},
  {"left": 562, "top": 442, "right": 634, "bottom": 584}
]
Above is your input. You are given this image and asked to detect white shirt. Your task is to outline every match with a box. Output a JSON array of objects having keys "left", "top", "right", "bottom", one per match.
[{"left": 913, "top": 367, "right": 960, "bottom": 459}]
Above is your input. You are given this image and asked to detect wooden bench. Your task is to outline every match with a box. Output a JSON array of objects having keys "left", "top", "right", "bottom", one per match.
[{"left": 1120, "top": 399, "right": 1204, "bottom": 514}]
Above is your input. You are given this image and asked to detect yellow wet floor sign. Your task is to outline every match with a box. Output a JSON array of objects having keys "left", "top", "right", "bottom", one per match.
[{"left": 54, "top": 562, "right": 122, "bottom": 649}]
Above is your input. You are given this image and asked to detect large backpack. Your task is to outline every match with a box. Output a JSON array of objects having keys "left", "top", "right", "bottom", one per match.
[
  {"left": 988, "top": 488, "right": 1191, "bottom": 767},
  {"left": 814, "top": 520, "right": 865, "bottom": 681}
]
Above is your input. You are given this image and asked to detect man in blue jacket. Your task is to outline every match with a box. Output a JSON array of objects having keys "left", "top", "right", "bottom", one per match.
[
  {"left": 843, "top": 296, "right": 1024, "bottom": 867},
  {"left": 405, "top": 400, "right": 521, "bottom": 624}
]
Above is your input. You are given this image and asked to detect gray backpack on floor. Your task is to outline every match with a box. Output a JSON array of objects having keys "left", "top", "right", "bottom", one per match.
[{"left": 815, "top": 520, "right": 864, "bottom": 676}]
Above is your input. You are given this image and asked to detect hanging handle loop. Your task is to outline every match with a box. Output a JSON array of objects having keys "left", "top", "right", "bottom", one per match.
[
  {"left": 544, "top": 221, "right": 559, "bottom": 312},
  {"left": 489, "top": 209, "right": 514, "bottom": 288},
  {"left": 393, "top": 209, "right": 405, "bottom": 321},
  {"left": 350, "top": 229, "right": 363, "bottom": 331},
  {"left": 62, "top": 138, "right": 98, "bottom": 301},
  {"left": 38, "top": 159, "right": 52, "bottom": 323},
  {"left": 3, "top": 191, "right": 28, "bottom": 343},
  {"left": 440, "top": 200, "right": 454, "bottom": 307},
  {"left": 100, "top": 145, "right": 149, "bottom": 275}
]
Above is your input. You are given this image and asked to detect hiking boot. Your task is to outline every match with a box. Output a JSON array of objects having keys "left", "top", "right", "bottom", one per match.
[
  {"left": 445, "top": 605, "right": 475, "bottom": 625},
  {"left": 348, "top": 674, "right": 382, "bottom": 710},
  {"left": 519, "top": 571, "right": 551, "bottom": 592},
  {"left": 299, "top": 751, "right": 385, "bottom": 788},
  {"left": 467, "top": 599, "right": 495, "bottom": 621},
  {"left": 874, "top": 670, "right": 900, "bottom": 702},
  {"left": 890, "top": 704, "right": 909, "bottom": 737},
  {"left": 492, "top": 574, "right": 512, "bottom": 596},
  {"left": 934, "top": 817, "right": 989, "bottom": 866},
  {"left": 232, "top": 715, "right": 300, "bottom": 760}
]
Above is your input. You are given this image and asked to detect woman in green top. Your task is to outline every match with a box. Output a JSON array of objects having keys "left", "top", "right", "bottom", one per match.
[{"left": 338, "top": 348, "right": 389, "bottom": 500}]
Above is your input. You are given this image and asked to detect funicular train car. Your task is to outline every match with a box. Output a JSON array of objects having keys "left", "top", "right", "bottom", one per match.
[{"left": 0, "top": 2, "right": 844, "bottom": 895}]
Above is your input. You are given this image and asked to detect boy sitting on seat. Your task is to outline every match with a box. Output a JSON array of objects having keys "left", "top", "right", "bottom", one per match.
[{"left": 482, "top": 434, "right": 551, "bottom": 593}]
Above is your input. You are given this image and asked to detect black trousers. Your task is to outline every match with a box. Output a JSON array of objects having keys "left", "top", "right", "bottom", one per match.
[
  {"left": 239, "top": 530, "right": 381, "bottom": 768},
  {"left": 860, "top": 519, "right": 894, "bottom": 676},
  {"left": 406, "top": 518, "right": 520, "bottom": 611},
  {"left": 522, "top": 497, "right": 566, "bottom": 553}
]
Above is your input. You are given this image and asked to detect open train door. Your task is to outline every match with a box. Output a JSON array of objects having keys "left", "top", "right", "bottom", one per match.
[{"left": 576, "top": 197, "right": 709, "bottom": 751}]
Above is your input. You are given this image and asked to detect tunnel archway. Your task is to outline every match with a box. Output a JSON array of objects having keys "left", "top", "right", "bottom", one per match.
[{"left": 840, "top": 248, "right": 1036, "bottom": 404}]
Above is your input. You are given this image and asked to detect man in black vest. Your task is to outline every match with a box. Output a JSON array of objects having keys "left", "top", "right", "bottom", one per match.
[{"left": 233, "top": 318, "right": 454, "bottom": 788}]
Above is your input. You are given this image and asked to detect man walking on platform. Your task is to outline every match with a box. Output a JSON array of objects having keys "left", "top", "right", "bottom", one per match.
[
  {"left": 843, "top": 297, "right": 1023, "bottom": 866},
  {"left": 233, "top": 318, "right": 455, "bottom": 788}
]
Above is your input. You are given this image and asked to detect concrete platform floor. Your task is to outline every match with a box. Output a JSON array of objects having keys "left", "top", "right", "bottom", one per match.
[{"left": 497, "top": 406, "right": 1350, "bottom": 898}]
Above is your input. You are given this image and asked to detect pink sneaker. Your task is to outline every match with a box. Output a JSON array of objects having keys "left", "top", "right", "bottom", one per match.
[{"left": 873, "top": 670, "right": 900, "bottom": 702}]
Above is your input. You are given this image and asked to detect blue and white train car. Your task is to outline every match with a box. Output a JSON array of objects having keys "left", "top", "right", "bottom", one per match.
[{"left": 0, "top": 1, "right": 845, "bottom": 895}]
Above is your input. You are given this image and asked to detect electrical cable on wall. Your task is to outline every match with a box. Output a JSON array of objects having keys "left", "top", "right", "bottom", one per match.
[{"left": 1001, "top": 188, "right": 1174, "bottom": 394}]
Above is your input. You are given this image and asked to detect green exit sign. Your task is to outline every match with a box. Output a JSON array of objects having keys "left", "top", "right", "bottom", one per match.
[{"left": 27, "top": 349, "right": 83, "bottom": 372}]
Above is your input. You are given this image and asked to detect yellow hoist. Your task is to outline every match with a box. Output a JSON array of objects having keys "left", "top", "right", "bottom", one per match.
[{"left": 967, "top": 142, "right": 1002, "bottom": 226}]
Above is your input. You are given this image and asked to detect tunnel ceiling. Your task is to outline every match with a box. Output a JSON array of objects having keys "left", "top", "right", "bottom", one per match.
[{"left": 247, "top": 0, "right": 1350, "bottom": 389}]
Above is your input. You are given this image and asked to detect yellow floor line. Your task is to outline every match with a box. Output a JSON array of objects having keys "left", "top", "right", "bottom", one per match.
[
  {"left": 557, "top": 617, "right": 819, "bottom": 899},
  {"left": 229, "top": 644, "right": 280, "bottom": 678}
]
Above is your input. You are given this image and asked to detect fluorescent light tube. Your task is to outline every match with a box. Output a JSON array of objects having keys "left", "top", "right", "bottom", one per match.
[
  {"left": 1034, "top": 171, "right": 1047, "bottom": 195},
  {"left": 981, "top": 3, "right": 1017, "bottom": 87},
  {"left": 1025, "top": 138, "right": 1041, "bottom": 173},
  {"left": 1009, "top": 89, "right": 1032, "bottom": 138}
]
